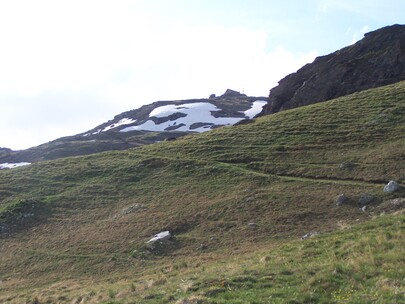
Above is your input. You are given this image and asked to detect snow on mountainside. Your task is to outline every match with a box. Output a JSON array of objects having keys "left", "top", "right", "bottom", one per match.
[
  {"left": 84, "top": 96, "right": 267, "bottom": 136},
  {"left": 0, "top": 90, "right": 269, "bottom": 163},
  {"left": 120, "top": 101, "right": 266, "bottom": 133},
  {"left": 0, "top": 162, "right": 31, "bottom": 170}
]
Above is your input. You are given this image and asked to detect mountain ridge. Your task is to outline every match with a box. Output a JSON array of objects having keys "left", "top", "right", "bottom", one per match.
[
  {"left": 0, "top": 90, "right": 268, "bottom": 164},
  {"left": 260, "top": 24, "right": 405, "bottom": 115}
]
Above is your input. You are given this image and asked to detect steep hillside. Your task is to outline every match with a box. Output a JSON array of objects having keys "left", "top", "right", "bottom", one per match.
[
  {"left": 261, "top": 24, "right": 405, "bottom": 115},
  {"left": 0, "top": 82, "right": 404, "bottom": 303},
  {"left": 0, "top": 90, "right": 267, "bottom": 164}
]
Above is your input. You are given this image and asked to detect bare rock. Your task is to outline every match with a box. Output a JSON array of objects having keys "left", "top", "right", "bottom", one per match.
[
  {"left": 260, "top": 25, "right": 405, "bottom": 116},
  {"left": 301, "top": 231, "right": 320, "bottom": 240},
  {"left": 384, "top": 180, "right": 400, "bottom": 193},
  {"left": 359, "top": 193, "right": 374, "bottom": 206},
  {"left": 146, "top": 231, "right": 171, "bottom": 244},
  {"left": 222, "top": 89, "right": 244, "bottom": 97},
  {"left": 247, "top": 222, "right": 257, "bottom": 229},
  {"left": 335, "top": 194, "right": 348, "bottom": 206}
]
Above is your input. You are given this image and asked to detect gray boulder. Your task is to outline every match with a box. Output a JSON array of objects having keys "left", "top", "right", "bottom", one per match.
[
  {"left": 339, "top": 162, "right": 356, "bottom": 170},
  {"left": 384, "top": 180, "right": 400, "bottom": 193},
  {"left": 301, "top": 231, "right": 320, "bottom": 240},
  {"left": 335, "top": 194, "right": 348, "bottom": 206},
  {"left": 146, "top": 231, "right": 171, "bottom": 244},
  {"left": 248, "top": 222, "right": 257, "bottom": 229},
  {"left": 359, "top": 193, "right": 374, "bottom": 206}
]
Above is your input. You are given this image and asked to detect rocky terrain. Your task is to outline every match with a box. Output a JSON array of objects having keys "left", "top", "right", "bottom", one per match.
[
  {"left": 0, "top": 89, "right": 267, "bottom": 164},
  {"left": 260, "top": 24, "right": 405, "bottom": 115}
]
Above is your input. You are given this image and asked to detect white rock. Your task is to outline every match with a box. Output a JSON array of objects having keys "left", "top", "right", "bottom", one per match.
[
  {"left": 248, "top": 223, "right": 257, "bottom": 228},
  {"left": 146, "top": 231, "right": 171, "bottom": 244},
  {"left": 384, "top": 180, "right": 400, "bottom": 193},
  {"left": 301, "top": 231, "right": 320, "bottom": 240}
]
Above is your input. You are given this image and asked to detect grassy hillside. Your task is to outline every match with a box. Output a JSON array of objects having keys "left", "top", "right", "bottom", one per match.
[{"left": 0, "top": 82, "right": 404, "bottom": 303}]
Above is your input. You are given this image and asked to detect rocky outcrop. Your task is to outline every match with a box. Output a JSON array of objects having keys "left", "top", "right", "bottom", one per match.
[
  {"left": 384, "top": 180, "right": 400, "bottom": 192},
  {"left": 222, "top": 89, "right": 246, "bottom": 97},
  {"left": 260, "top": 24, "right": 405, "bottom": 115}
]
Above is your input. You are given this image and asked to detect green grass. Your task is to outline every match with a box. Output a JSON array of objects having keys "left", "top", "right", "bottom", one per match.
[
  {"left": 3, "top": 213, "right": 403, "bottom": 303},
  {"left": 0, "top": 82, "right": 404, "bottom": 303}
]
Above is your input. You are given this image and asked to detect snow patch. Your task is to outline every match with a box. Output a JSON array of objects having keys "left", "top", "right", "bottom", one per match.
[
  {"left": 83, "top": 118, "right": 137, "bottom": 136},
  {"left": 121, "top": 102, "right": 243, "bottom": 133},
  {"left": 243, "top": 100, "right": 267, "bottom": 118},
  {"left": 86, "top": 100, "right": 267, "bottom": 135},
  {"left": 92, "top": 129, "right": 102, "bottom": 135},
  {"left": 149, "top": 104, "right": 185, "bottom": 117},
  {"left": 0, "top": 162, "right": 31, "bottom": 169},
  {"left": 102, "top": 118, "right": 137, "bottom": 132}
]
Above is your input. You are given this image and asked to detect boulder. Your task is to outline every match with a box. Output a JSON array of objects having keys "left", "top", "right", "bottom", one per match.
[
  {"left": 301, "top": 231, "right": 320, "bottom": 240},
  {"left": 335, "top": 194, "right": 348, "bottom": 206},
  {"left": 247, "top": 222, "right": 257, "bottom": 229},
  {"left": 359, "top": 193, "right": 374, "bottom": 206},
  {"left": 384, "top": 180, "right": 400, "bottom": 193},
  {"left": 339, "top": 162, "right": 356, "bottom": 170},
  {"left": 146, "top": 231, "right": 171, "bottom": 244}
]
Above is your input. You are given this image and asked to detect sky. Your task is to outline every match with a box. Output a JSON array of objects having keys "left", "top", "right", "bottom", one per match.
[{"left": 0, "top": 0, "right": 404, "bottom": 150}]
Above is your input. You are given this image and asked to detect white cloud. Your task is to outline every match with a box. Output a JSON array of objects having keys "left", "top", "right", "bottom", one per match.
[
  {"left": 0, "top": 1, "right": 318, "bottom": 150},
  {"left": 100, "top": 25, "right": 317, "bottom": 102}
]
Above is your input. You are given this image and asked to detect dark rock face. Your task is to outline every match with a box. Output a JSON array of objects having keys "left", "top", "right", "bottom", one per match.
[
  {"left": 222, "top": 89, "right": 245, "bottom": 97},
  {"left": 261, "top": 24, "right": 405, "bottom": 115}
]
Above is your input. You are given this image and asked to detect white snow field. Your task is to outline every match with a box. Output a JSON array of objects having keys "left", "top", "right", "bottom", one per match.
[
  {"left": 0, "top": 162, "right": 31, "bottom": 169},
  {"left": 243, "top": 100, "right": 267, "bottom": 119},
  {"left": 84, "top": 118, "right": 137, "bottom": 136},
  {"left": 102, "top": 118, "right": 137, "bottom": 132},
  {"left": 120, "top": 101, "right": 267, "bottom": 133}
]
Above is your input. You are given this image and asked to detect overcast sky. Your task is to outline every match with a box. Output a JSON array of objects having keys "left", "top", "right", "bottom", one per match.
[{"left": 0, "top": 0, "right": 404, "bottom": 150}]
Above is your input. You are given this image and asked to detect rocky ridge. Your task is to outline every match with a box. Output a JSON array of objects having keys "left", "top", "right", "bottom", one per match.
[{"left": 260, "top": 24, "right": 405, "bottom": 115}]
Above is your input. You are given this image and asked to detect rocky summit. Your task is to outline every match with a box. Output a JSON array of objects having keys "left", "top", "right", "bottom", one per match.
[{"left": 260, "top": 24, "right": 405, "bottom": 115}]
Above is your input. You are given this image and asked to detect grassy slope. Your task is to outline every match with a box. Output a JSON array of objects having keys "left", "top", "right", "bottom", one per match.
[{"left": 0, "top": 82, "right": 404, "bottom": 303}]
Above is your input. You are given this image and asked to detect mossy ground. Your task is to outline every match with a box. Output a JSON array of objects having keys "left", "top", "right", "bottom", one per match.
[{"left": 0, "top": 82, "right": 404, "bottom": 303}]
